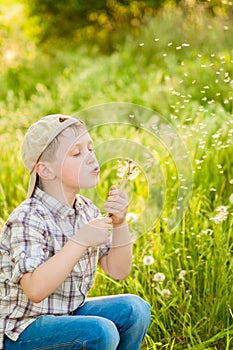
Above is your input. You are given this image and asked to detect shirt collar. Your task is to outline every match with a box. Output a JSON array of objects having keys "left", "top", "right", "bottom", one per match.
[{"left": 33, "top": 187, "right": 80, "bottom": 219}]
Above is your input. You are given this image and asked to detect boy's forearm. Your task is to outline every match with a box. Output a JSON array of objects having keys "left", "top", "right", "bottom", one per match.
[
  {"left": 106, "top": 244, "right": 132, "bottom": 280},
  {"left": 111, "top": 222, "right": 131, "bottom": 247},
  {"left": 20, "top": 241, "right": 87, "bottom": 303},
  {"left": 100, "top": 223, "right": 133, "bottom": 280}
]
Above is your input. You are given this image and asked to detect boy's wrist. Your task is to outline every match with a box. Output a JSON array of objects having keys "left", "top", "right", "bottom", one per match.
[
  {"left": 111, "top": 222, "right": 131, "bottom": 247},
  {"left": 69, "top": 236, "right": 90, "bottom": 248},
  {"left": 112, "top": 218, "right": 127, "bottom": 228}
]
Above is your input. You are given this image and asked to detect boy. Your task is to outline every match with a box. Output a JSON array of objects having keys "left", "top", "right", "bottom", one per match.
[{"left": 0, "top": 114, "right": 150, "bottom": 349}]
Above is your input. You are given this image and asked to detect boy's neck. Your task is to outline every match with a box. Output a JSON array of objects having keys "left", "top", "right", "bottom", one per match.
[{"left": 39, "top": 181, "right": 77, "bottom": 208}]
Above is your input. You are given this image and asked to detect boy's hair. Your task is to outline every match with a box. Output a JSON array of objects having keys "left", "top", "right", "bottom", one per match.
[{"left": 22, "top": 114, "right": 85, "bottom": 198}]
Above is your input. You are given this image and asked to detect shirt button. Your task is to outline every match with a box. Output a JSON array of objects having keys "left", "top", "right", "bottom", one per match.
[{"left": 20, "top": 252, "right": 26, "bottom": 258}]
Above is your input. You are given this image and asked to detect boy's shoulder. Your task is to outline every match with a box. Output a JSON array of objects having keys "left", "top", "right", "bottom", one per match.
[{"left": 3, "top": 196, "right": 47, "bottom": 225}]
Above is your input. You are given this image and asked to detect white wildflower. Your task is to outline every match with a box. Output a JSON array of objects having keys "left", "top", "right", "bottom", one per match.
[
  {"left": 210, "top": 205, "right": 228, "bottom": 224},
  {"left": 229, "top": 194, "right": 233, "bottom": 203}
]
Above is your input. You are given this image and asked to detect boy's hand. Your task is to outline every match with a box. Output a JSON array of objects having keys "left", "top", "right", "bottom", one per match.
[
  {"left": 104, "top": 186, "right": 128, "bottom": 226},
  {"left": 70, "top": 216, "right": 113, "bottom": 247}
]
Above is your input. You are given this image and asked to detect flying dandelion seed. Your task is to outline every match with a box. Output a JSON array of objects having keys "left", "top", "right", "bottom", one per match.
[{"left": 143, "top": 255, "right": 155, "bottom": 265}]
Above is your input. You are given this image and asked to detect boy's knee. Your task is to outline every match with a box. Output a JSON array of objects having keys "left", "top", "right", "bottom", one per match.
[
  {"left": 95, "top": 318, "right": 120, "bottom": 350},
  {"left": 121, "top": 294, "right": 151, "bottom": 328}
]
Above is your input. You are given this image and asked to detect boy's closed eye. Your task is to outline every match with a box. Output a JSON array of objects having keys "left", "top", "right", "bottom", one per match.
[{"left": 71, "top": 146, "right": 95, "bottom": 157}]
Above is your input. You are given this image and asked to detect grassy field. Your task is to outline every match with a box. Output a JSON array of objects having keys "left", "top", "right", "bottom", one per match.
[{"left": 0, "top": 2, "right": 233, "bottom": 349}]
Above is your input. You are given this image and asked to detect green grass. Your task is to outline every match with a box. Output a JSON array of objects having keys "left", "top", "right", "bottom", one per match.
[{"left": 0, "top": 3, "right": 233, "bottom": 349}]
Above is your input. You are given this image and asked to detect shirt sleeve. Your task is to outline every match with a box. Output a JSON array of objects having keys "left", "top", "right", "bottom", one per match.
[
  {"left": 7, "top": 209, "right": 49, "bottom": 284},
  {"left": 98, "top": 244, "right": 110, "bottom": 260}
]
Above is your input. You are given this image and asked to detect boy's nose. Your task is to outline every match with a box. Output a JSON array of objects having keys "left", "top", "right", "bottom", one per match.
[{"left": 86, "top": 152, "right": 96, "bottom": 164}]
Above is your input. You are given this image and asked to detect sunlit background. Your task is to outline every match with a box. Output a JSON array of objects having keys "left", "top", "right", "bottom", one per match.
[{"left": 0, "top": 1, "right": 233, "bottom": 349}]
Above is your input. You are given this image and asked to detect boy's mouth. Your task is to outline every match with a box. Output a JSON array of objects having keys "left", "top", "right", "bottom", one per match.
[{"left": 91, "top": 166, "right": 100, "bottom": 175}]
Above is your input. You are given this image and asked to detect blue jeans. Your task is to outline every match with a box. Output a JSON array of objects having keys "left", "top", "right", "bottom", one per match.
[{"left": 4, "top": 294, "right": 151, "bottom": 350}]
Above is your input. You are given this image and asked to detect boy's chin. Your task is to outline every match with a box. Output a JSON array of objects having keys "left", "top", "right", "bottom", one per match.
[{"left": 81, "top": 178, "right": 100, "bottom": 189}]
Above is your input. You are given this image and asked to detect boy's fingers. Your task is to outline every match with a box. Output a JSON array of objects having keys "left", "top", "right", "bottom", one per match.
[{"left": 104, "top": 217, "right": 113, "bottom": 224}]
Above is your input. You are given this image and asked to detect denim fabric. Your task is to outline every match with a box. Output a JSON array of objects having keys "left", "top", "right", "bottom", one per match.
[{"left": 4, "top": 294, "right": 151, "bottom": 350}]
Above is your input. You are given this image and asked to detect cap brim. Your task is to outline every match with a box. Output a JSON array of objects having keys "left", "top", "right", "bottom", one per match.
[{"left": 27, "top": 168, "right": 37, "bottom": 198}]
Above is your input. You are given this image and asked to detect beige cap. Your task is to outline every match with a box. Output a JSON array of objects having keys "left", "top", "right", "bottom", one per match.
[{"left": 22, "top": 114, "right": 84, "bottom": 198}]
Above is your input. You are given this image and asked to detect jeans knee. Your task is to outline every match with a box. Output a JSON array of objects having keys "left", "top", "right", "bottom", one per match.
[
  {"left": 95, "top": 318, "right": 120, "bottom": 350},
  {"left": 123, "top": 294, "right": 151, "bottom": 329}
]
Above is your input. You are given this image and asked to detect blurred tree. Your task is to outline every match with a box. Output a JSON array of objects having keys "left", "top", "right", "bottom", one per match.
[
  {"left": 22, "top": 0, "right": 233, "bottom": 52},
  {"left": 22, "top": 0, "right": 165, "bottom": 51}
]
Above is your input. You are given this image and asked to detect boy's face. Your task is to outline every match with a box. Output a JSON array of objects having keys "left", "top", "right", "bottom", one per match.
[{"left": 52, "top": 127, "right": 100, "bottom": 193}]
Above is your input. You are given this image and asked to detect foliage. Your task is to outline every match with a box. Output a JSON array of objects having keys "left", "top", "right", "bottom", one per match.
[
  {"left": 20, "top": 0, "right": 233, "bottom": 52},
  {"left": 0, "top": 1, "right": 233, "bottom": 349}
]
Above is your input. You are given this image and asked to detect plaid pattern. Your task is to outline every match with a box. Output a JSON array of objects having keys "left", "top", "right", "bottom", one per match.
[{"left": 0, "top": 187, "right": 109, "bottom": 347}]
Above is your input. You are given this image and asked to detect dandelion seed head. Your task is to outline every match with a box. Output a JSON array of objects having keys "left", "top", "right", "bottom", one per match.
[
  {"left": 153, "top": 272, "right": 166, "bottom": 282},
  {"left": 161, "top": 289, "right": 171, "bottom": 298},
  {"left": 116, "top": 159, "right": 141, "bottom": 181},
  {"left": 126, "top": 212, "right": 138, "bottom": 223},
  {"left": 143, "top": 255, "right": 155, "bottom": 265},
  {"left": 179, "top": 270, "right": 187, "bottom": 280}
]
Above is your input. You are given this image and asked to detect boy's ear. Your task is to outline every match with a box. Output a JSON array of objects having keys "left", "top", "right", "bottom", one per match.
[{"left": 35, "top": 162, "right": 56, "bottom": 180}]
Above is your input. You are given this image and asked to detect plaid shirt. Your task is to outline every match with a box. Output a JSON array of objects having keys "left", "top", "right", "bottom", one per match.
[{"left": 0, "top": 187, "right": 109, "bottom": 348}]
